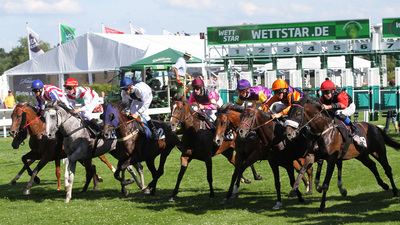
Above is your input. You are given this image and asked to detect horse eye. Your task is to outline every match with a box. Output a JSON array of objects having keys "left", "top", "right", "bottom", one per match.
[
  {"left": 51, "top": 115, "right": 55, "bottom": 119},
  {"left": 17, "top": 115, "right": 21, "bottom": 118},
  {"left": 109, "top": 114, "right": 115, "bottom": 121}
]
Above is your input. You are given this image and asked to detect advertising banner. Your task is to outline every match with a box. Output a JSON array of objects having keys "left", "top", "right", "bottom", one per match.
[
  {"left": 207, "top": 19, "right": 370, "bottom": 45},
  {"left": 382, "top": 18, "right": 400, "bottom": 38}
]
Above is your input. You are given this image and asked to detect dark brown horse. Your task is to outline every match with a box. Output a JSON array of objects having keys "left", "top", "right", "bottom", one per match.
[
  {"left": 9, "top": 103, "right": 115, "bottom": 194},
  {"left": 168, "top": 98, "right": 241, "bottom": 201},
  {"left": 285, "top": 95, "right": 399, "bottom": 212},
  {"left": 214, "top": 103, "right": 313, "bottom": 205},
  {"left": 102, "top": 101, "right": 179, "bottom": 197},
  {"left": 236, "top": 103, "right": 309, "bottom": 209}
]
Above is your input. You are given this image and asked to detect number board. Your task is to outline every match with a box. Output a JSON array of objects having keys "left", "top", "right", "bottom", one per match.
[
  {"left": 302, "top": 44, "right": 321, "bottom": 54},
  {"left": 327, "top": 43, "right": 348, "bottom": 53},
  {"left": 253, "top": 46, "right": 272, "bottom": 55},
  {"left": 355, "top": 42, "right": 372, "bottom": 52},
  {"left": 228, "top": 47, "right": 246, "bottom": 56},
  {"left": 277, "top": 46, "right": 295, "bottom": 55},
  {"left": 382, "top": 42, "right": 400, "bottom": 51}
]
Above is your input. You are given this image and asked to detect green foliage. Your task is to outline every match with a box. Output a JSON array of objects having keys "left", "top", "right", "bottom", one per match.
[
  {"left": 15, "top": 94, "right": 27, "bottom": 103},
  {"left": 387, "top": 56, "right": 397, "bottom": 81},
  {"left": 81, "top": 83, "right": 112, "bottom": 95}
]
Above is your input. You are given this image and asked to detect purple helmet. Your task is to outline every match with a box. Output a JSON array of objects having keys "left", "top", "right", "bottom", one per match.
[{"left": 237, "top": 79, "right": 251, "bottom": 90}]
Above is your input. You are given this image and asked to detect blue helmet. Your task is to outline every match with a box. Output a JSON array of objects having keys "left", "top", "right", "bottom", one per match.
[
  {"left": 120, "top": 77, "right": 133, "bottom": 89},
  {"left": 31, "top": 80, "right": 44, "bottom": 89}
]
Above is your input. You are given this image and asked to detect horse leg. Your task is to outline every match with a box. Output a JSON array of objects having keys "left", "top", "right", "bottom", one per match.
[
  {"left": 55, "top": 159, "right": 62, "bottom": 190},
  {"left": 120, "top": 159, "right": 134, "bottom": 197},
  {"left": 314, "top": 159, "right": 324, "bottom": 193},
  {"left": 286, "top": 163, "right": 305, "bottom": 204},
  {"left": 289, "top": 154, "right": 315, "bottom": 197},
  {"left": 147, "top": 149, "right": 172, "bottom": 196},
  {"left": 205, "top": 158, "right": 214, "bottom": 198},
  {"left": 22, "top": 152, "right": 41, "bottom": 184},
  {"left": 357, "top": 155, "right": 390, "bottom": 191},
  {"left": 9, "top": 159, "right": 35, "bottom": 186},
  {"left": 318, "top": 159, "right": 336, "bottom": 213},
  {"left": 372, "top": 152, "right": 398, "bottom": 197},
  {"left": 126, "top": 165, "right": 144, "bottom": 191},
  {"left": 98, "top": 154, "right": 116, "bottom": 173},
  {"left": 23, "top": 154, "right": 52, "bottom": 195},
  {"left": 221, "top": 149, "right": 251, "bottom": 184},
  {"left": 221, "top": 157, "right": 244, "bottom": 205},
  {"left": 336, "top": 161, "right": 347, "bottom": 197},
  {"left": 269, "top": 160, "right": 283, "bottom": 210},
  {"left": 168, "top": 156, "right": 191, "bottom": 202},
  {"left": 65, "top": 161, "right": 76, "bottom": 203},
  {"left": 250, "top": 164, "right": 263, "bottom": 180},
  {"left": 144, "top": 159, "right": 158, "bottom": 196},
  {"left": 293, "top": 159, "right": 309, "bottom": 194},
  {"left": 80, "top": 159, "right": 98, "bottom": 193}
]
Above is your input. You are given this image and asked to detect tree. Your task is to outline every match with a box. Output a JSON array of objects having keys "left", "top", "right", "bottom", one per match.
[
  {"left": 0, "top": 48, "right": 12, "bottom": 74},
  {"left": 8, "top": 36, "right": 52, "bottom": 69}
]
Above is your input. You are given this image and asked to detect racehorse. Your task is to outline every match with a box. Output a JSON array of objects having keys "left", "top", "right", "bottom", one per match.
[
  {"left": 214, "top": 103, "right": 313, "bottom": 206},
  {"left": 43, "top": 100, "right": 141, "bottom": 203},
  {"left": 285, "top": 95, "right": 399, "bottom": 212},
  {"left": 102, "top": 101, "right": 179, "bottom": 197},
  {"left": 9, "top": 103, "right": 118, "bottom": 194},
  {"left": 236, "top": 103, "right": 308, "bottom": 209},
  {"left": 168, "top": 98, "right": 247, "bottom": 202}
]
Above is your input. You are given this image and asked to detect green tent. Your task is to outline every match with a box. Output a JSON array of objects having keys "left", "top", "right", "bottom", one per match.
[{"left": 120, "top": 48, "right": 202, "bottom": 70}]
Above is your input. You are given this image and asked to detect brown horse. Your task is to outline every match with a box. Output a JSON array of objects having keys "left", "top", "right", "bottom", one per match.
[
  {"left": 102, "top": 101, "right": 179, "bottom": 197},
  {"left": 9, "top": 103, "right": 115, "bottom": 194},
  {"left": 168, "top": 98, "right": 243, "bottom": 201},
  {"left": 285, "top": 95, "right": 399, "bottom": 212},
  {"left": 214, "top": 103, "right": 313, "bottom": 205},
  {"left": 236, "top": 103, "right": 309, "bottom": 209}
]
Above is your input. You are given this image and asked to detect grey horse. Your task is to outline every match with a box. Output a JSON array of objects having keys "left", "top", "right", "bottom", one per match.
[{"left": 43, "top": 100, "right": 145, "bottom": 203}]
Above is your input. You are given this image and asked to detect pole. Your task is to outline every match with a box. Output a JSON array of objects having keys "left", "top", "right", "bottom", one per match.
[{"left": 26, "top": 22, "right": 32, "bottom": 60}]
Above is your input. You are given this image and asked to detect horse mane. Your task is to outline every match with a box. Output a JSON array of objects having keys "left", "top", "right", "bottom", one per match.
[
  {"left": 306, "top": 96, "right": 322, "bottom": 110},
  {"left": 16, "top": 102, "right": 39, "bottom": 114},
  {"left": 116, "top": 100, "right": 130, "bottom": 113},
  {"left": 46, "top": 100, "right": 76, "bottom": 115}
]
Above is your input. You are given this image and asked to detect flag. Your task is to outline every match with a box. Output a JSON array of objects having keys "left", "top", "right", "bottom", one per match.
[
  {"left": 60, "top": 24, "right": 75, "bottom": 44},
  {"left": 163, "top": 29, "right": 175, "bottom": 36},
  {"left": 184, "top": 32, "right": 190, "bottom": 36},
  {"left": 130, "top": 24, "right": 146, "bottom": 35},
  {"left": 104, "top": 25, "right": 124, "bottom": 34},
  {"left": 26, "top": 27, "right": 44, "bottom": 59}
]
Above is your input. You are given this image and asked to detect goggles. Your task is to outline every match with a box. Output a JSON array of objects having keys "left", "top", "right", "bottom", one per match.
[
  {"left": 274, "top": 89, "right": 285, "bottom": 94},
  {"left": 322, "top": 90, "right": 332, "bottom": 95},
  {"left": 65, "top": 86, "right": 74, "bottom": 90},
  {"left": 32, "top": 89, "right": 41, "bottom": 93}
]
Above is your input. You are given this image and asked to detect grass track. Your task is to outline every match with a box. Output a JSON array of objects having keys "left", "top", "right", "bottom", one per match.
[{"left": 0, "top": 116, "right": 400, "bottom": 224}]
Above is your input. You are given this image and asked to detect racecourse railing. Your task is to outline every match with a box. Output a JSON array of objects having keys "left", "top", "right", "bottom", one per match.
[{"left": 0, "top": 107, "right": 171, "bottom": 138}]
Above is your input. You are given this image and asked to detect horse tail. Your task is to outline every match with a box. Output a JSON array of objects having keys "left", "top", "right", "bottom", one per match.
[{"left": 376, "top": 125, "right": 400, "bottom": 151}]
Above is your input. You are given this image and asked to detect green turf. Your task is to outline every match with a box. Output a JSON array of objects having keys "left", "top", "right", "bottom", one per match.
[{"left": 0, "top": 115, "right": 400, "bottom": 224}]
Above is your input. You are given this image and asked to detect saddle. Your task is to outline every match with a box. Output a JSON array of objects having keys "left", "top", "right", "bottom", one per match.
[
  {"left": 196, "top": 113, "right": 216, "bottom": 130},
  {"left": 334, "top": 118, "right": 367, "bottom": 158}
]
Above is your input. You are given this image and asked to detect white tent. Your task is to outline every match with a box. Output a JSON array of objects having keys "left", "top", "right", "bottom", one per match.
[
  {"left": 262, "top": 56, "right": 371, "bottom": 70},
  {"left": 4, "top": 32, "right": 205, "bottom": 76}
]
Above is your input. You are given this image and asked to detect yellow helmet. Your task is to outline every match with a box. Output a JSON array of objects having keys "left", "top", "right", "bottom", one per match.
[{"left": 272, "top": 79, "right": 288, "bottom": 90}]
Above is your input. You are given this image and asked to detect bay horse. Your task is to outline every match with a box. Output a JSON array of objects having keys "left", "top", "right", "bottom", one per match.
[
  {"left": 9, "top": 103, "right": 117, "bottom": 195},
  {"left": 214, "top": 103, "right": 313, "bottom": 206},
  {"left": 236, "top": 103, "right": 308, "bottom": 209},
  {"left": 285, "top": 95, "right": 399, "bottom": 212},
  {"left": 168, "top": 98, "right": 247, "bottom": 202},
  {"left": 43, "top": 100, "right": 142, "bottom": 203},
  {"left": 102, "top": 101, "right": 179, "bottom": 197}
]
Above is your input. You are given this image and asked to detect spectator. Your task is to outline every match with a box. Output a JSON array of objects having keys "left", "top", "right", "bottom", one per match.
[
  {"left": 173, "top": 52, "right": 191, "bottom": 98},
  {"left": 98, "top": 91, "right": 105, "bottom": 104},
  {"left": 384, "top": 79, "right": 399, "bottom": 133},
  {"left": 4, "top": 90, "right": 16, "bottom": 109}
]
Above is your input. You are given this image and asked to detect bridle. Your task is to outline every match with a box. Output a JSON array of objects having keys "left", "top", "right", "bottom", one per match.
[
  {"left": 45, "top": 107, "right": 83, "bottom": 137},
  {"left": 15, "top": 106, "right": 44, "bottom": 136},
  {"left": 240, "top": 107, "right": 275, "bottom": 132},
  {"left": 170, "top": 101, "right": 202, "bottom": 125}
]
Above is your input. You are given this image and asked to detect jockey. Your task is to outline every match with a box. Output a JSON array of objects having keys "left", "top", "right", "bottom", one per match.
[
  {"left": 319, "top": 79, "right": 360, "bottom": 137},
  {"left": 64, "top": 78, "right": 102, "bottom": 132},
  {"left": 235, "top": 79, "right": 272, "bottom": 109},
  {"left": 266, "top": 79, "right": 303, "bottom": 119},
  {"left": 188, "top": 78, "right": 219, "bottom": 121},
  {"left": 31, "top": 79, "right": 70, "bottom": 111},
  {"left": 120, "top": 77, "right": 158, "bottom": 140}
]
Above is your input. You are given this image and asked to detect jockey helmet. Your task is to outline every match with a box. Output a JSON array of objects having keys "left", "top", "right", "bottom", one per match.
[
  {"left": 31, "top": 80, "right": 44, "bottom": 89},
  {"left": 191, "top": 78, "right": 204, "bottom": 88},
  {"left": 320, "top": 80, "right": 336, "bottom": 91},
  {"left": 120, "top": 77, "right": 133, "bottom": 89},
  {"left": 272, "top": 79, "right": 288, "bottom": 91},
  {"left": 236, "top": 79, "right": 251, "bottom": 90},
  {"left": 64, "top": 78, "right": 78, "bottom": 87}
]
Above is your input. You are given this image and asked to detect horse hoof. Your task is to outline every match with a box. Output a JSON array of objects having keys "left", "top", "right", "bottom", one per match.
[
  {"left": 316, "top": 185, "right": 323, "bottom": 193},
  {"left": 241, "top": 178, "right": 252, "bottom": 184},
  {"left": 299, "top": 197, "right": 305, "bottom": 203},
  {"left": 232, "top": 193, "right": 239, "bottom": 199},
  {"left": 64, "top": 199, "right": 70, "bottom": 203},
  {"left": 221, "top": 198, "right": 230, "bottom": 205},
  {"left": 288, "top": 191, "right": 297, "bottom": 199},
  {"left": 168, "top": 196, "right": 175, "bottom": 202},
  {"left": 306, "top": 190, "right": 313, "bottom": 196},
  {"left": 57, "top": 186, "right": 62, "bottom": 191},
  {"left": 9, "top": 181, "right": 16, "bottom": 186},
  {"left": 97, "top": 177, "right": 103, "bottom": 182},
  {"left": 143, "top": 187, "right": 151, "bottom": 194},
  {"left": 272, "top": 201, "right": 283, "bottom": 210},
  {"left": 93, "top": 186, "right": 99, "bottom": 191},
  {"left": 122, "top": 188, "right": 129, "bottom": 196},
  {"left": 382, "top": 183, "right": 390, "bottom": 190},
  {"left": 340, "top": 189, "right": 347, "bottom": 197},
  {"left": 23, "top": 189, "right": 31, "bottom": 195},
  {"left": 255, "top": 175, "right": 263, "bottom": 180},
  {"left": 34, "top": 176, "right": 40, "bottom": 184},
  {"left": 126, "top": 178, "right": 135, "bottom": 185}
]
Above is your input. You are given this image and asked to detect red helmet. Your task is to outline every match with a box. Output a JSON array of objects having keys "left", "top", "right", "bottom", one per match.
[
  {"left": 320, "top": 80, "right": 336, "bottom": 91},
  {"left": 191, "top": 78, "right": 204, "bottom": 88},
  {"left": 64, "top": 78, "right": 78, "bottom": 87}
]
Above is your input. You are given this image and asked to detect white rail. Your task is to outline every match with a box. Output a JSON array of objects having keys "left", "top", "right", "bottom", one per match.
[{"left": 0, "top": 107, "right": 171, "bottom": 138}]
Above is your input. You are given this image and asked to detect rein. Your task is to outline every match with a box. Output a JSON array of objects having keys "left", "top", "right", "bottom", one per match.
[
  {"left": 170, "top": 101, "right": 201, "bottom": 125},
  {"left": 15, "top": 106, "right": 44, "bottom": 136}
]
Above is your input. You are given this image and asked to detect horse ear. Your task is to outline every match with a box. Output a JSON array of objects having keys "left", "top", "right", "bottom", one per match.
[
  {"left": 244, "top": 101, "right": 248, "bottom": 108},
  {"left": 291, "top": 93, "right": 295, "bottom": 103}
]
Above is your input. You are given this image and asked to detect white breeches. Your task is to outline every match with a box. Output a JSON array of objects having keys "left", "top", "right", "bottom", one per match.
[
  {"left": 335, "top": 102, "right": 356, "bottom": 117},
  {"left": 79, "top": 96, "right": 99, "bottom": 121},
  {"left": 130, "top": 101, "right": 151, "bottom": 121}
]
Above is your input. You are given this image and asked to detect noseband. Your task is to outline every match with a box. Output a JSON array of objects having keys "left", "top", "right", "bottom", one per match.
[{"left": 15, "top": 106, "right": 43, "bottom": 136}]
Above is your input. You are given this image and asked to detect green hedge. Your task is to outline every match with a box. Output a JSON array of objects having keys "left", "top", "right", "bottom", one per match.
[{"left": 81, "top": 84, "right": 112, "bottom": 96}]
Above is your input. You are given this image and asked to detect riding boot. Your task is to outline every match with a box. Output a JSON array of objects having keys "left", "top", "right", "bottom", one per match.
[
  {"left": 147, "top": 119, "right": 159, "bottom": 140},
  {"left": 90, "top": 119, "right": 102, "bottom": 135},
  {"left": 347, "top": 121, "right": 359, "bottom": 136}
]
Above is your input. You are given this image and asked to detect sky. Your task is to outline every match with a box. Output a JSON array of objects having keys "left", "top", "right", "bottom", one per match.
[{"left": 0, "top": 0, "right": 399, "bottom": 52}]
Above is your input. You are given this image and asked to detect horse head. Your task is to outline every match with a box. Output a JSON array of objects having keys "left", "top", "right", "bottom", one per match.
[
  {"left": 285, "top": 94, "right": 309, "bottom": 141},
  {"left": 237, "top": 103, "right": 257, "bottom": 139},
  {"left": 103, "top": 103, "right": 121, "bottom": 139},
  {"left": 43, "top": 100, "right": 70, "bottom": 140},
  {"left": 169, "top": 100, "right": 189, "bottom": 132},
  {"left": 9, "top": 103, "right": 27, "bottom": 138},
  {"left": 214, "top": 102, "right": 241, "bottom": 146}
]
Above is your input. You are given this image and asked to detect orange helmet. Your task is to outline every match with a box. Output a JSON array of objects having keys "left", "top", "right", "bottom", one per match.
[
  {"left": 272, "top": 79, "right": 288, "bottom": 90},
  {"left": 64, "top": 78, "right": 78, "bottom": 87},
  {"left": 320, "top": 80, "right": 335, "bottom": 91}
]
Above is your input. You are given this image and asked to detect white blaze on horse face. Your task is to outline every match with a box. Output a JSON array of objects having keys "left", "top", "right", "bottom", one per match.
[
  {"left": 285, "top": 120, "right": 299, "bottom": 129},
  {"left": 44, "top": 109, "right": 58, "bottom": 139}
]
